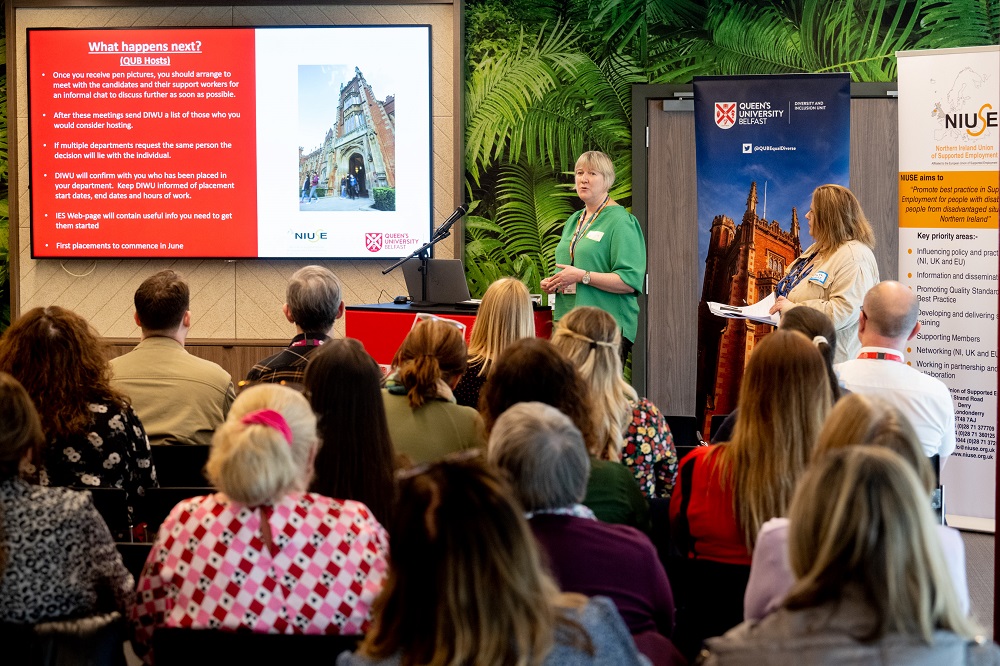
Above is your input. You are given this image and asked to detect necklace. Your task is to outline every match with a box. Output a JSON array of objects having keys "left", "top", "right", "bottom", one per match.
[{"left": 570, "top": 195, "right": 610, "bottom": 264}]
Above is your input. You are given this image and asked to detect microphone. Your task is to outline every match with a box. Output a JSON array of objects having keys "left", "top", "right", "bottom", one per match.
[{"left": 432, "top": 204, "right": 468, "bottom": 238}]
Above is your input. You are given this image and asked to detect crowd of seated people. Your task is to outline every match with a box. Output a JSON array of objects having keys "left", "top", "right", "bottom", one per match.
[{"left": 0, "top": 270, "right": 993, "bottom": 665}]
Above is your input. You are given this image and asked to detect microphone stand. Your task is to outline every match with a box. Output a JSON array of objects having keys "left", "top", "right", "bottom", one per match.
[{"left": 382, "top": 226, "right": 453, "bottom": 306}]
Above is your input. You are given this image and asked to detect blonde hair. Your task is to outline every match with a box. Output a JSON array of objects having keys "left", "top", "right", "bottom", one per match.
[
  {"left": 815, "top": 393, "right": 936, "bottom": 494},
  {"left": 206, "top": 384, "right": 317, "bottom": 506},
  {"left": 551, "top": 307, "right": 636, "bottom": 460},
  {"left": 360, "top": 454, "right": 590, "bottom": 664},
  {"left": 810, "top": 184, "right": 876, "bottom": 255},
  {"left": 786, "top": 447, "right": 976, "bottom": 642},
  {"left": 394, "top": 320, "right": 468, "bottom": 408},
  {"left": 711, "top": 330, "right": 832, "bottom": 549},
  {"left": 575, "top": 151, "right": 616, "bottom": 189},
  {"left": 467, "top": 278, "right": 535, "bottom": 377}
]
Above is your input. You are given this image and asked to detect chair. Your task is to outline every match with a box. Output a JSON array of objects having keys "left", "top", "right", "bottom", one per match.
[
  {"left": 664, "top": 415, "right": 708, "bottom": 462},
  {"left": 143, "top": 487, "right": 210, "bottom": 535},
  {"left": 152, "top": 627, "right": 362, "bottom": 665},
  {"left": 116, "top": 542, "right": 153, "bottom": 582},
  {"left": 929, "top": 454, "right": 945, "bottom": 525},
  {"left": 150, "top": 445, "right": 212, "bottom": 487},
  {"left": 709, "top": 414, "right": 729, "bottom": 442},
  {"left": 76, "top": 487, "right": 131, "bottom": 542},
  {"left": 0, "top": 611, "right": 127, "bottom": 666}
]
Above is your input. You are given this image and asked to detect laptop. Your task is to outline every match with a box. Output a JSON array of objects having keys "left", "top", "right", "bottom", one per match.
[{"left": 401, "top": 258, "right": 472, "bottom": 305}]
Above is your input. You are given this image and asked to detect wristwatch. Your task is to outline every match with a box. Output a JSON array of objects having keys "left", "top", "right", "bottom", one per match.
[{"left": 582, "top": 271, "right": 591, "bottom": 285}]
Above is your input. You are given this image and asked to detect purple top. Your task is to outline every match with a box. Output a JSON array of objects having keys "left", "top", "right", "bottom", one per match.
[{"left": 529, "top": 513, "right": 675, "bottom": 637}]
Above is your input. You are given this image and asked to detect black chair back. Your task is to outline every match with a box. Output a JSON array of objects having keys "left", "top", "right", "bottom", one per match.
[
  {"left": 1, "top": 612, "right": 127, "bottom": 666},
  {"left": 150, "top": 445, "right": 212, "bottom": 487},
  {"left": 116, "top": 542, "right": 153, "bottom": 582},
  {"left": 153, "top": 627, "right": 361, "bottom": 665},
  {"left": 143, "top": 487, "right": 209, "bottom": 536},
  {"left": 664, "top": 415, "right": 707, "bottom": 462},
  {"left": 76, "top": 487, "right": 131, "bottom": 542},
  {"left": 709, "top": 414, "right": 728, "bottom": 441}
]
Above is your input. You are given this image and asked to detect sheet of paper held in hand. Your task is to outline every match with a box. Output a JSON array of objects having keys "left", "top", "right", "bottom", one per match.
[{"left": 707, "top": 292, "right": 780, "bottom": 326}]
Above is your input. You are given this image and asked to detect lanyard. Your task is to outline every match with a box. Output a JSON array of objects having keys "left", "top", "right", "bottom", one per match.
[
  {"left": 569, "top": 195, "right": 609, "bottom": 264},
  {"left": 775, "top": 252, "right": 817, "bottom": 297},
  {"left": 858, "top": 351, "right": 904, "bottom": 362}
]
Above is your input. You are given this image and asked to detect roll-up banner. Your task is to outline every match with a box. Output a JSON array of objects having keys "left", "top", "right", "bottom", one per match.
[
  {"left": 693, "top": 74, "right": 851, "bottom": 438},
  {"left": 897, "top": 46, "right": 1000, "bottom": 531}
]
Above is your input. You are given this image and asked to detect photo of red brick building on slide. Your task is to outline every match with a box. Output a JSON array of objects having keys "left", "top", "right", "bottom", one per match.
[{"left": 298, "top": 65, "right": 396, "bottom": 213}]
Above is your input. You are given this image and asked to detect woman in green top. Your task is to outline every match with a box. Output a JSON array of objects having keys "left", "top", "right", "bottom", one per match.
[{"left": 540, "top": 151, "right": 647, "bottom": 364}]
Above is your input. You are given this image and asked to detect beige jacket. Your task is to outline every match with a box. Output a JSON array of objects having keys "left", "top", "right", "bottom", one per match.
[{"left": 785, "top": 240, "right": 879, "bottom": 363}]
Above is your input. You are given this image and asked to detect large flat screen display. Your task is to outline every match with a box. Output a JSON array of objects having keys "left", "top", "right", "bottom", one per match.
[{"left": 27, "top": 26, "right": 432, "bottom": 259}]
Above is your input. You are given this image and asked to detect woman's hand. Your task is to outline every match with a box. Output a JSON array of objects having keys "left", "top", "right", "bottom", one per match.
[
  {"left": 769, "top": 295, "right": 795, "bottom": 315},
  {"left": 541, "top": 265, "right": 585, "bottom": 293}
]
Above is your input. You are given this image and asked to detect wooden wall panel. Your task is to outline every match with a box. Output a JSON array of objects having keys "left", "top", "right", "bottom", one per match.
[{"left": 11, "top": 4, "right": 457, "bottom": 340}]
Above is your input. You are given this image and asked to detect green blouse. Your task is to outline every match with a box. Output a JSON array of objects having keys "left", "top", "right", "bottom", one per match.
[{"left": 553, "top": 205, "right": 647, "bottom": 342}]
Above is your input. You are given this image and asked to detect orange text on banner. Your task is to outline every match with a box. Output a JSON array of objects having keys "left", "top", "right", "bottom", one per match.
[{"left": 899, "top": 171, "right": 999, "bottom": 229}]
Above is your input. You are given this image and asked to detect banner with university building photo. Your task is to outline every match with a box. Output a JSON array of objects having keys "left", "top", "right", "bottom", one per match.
[
  {"left": 897, "top": 46, "right": 1000, "bottom": 530},
  {"left": 693, "top": 74, "right": 851, "bottom": 438}
]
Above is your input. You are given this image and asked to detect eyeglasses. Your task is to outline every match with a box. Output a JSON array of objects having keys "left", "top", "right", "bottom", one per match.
[{"left": 411, "top": 312, "right": 467, "bottom": 333}]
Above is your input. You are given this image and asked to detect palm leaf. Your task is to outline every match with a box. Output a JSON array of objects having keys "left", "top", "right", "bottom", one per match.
[
  {"left": 465, "top": 20, "right": 589, "bottom": 183},
  {"left": 699, "top": 2, "right": 806, "bottom": 75},
  {"left": 915, "top": 0, "right": 1000, "bottom": 48}
]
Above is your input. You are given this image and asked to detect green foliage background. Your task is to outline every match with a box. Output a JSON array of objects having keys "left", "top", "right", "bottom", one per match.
[{"left": 463, "top": 0, "right": 999, "bottom": 296}]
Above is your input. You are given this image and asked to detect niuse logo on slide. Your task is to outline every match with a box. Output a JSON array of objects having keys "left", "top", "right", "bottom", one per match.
[
  {"left": 365, "top": 233, "right": 383, "bottom": 252},
  {"left": 715, "top": 102, "right": 737, "bottom": 129}
]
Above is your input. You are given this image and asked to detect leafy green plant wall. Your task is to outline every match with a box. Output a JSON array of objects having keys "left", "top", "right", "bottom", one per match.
[
  {"left": 463, "top": 0, "right": 999, "bottom": 296},
  {"left": 1, "top": 2, "right": 9, "bottom": 331}
]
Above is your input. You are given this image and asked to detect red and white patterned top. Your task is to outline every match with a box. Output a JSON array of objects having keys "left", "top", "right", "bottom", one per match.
[{"left": 131, "top": 492, "right": 389, "bottom": 663}]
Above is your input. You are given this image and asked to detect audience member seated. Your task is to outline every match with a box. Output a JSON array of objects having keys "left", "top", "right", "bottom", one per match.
[
  {"left": 246, "top": 265, "right": 344, "bottom": 386},
  {"left": 110, "top": 269, "right": 236, "bottom": 446},
  {"left": 744, "top": 393, "right": 970, "bottom": 622},
  {"left": 0, "top": 307, "right": 157, "bottom": 520},
  {"left": 552, "top": 306, "right": 678, "bottom": 499},
  {"left": 382, "top": 317, "right": 485, "bottom": 464},
  {"left": 482, "top": 338, "right": 649, "bottom": 531},
  {"left": 337, "top": 453, "right": 646, "bottom": 666},
  {"left": 835, "top": 280, "right": 956, "bottom": 461},
  {"left": 702, "top": 448, "right": 996, "bottom": 664},
  {"left": 488, "top": 402, "right": 682, "bottom": 663},
  {"left": 132, "top": 384, "right": 388, "bottom": 663},
  {"left": 304, "top": 338, "right": 396, "bottom": 525},
  {"left": 712, "top": 306, "right": 842, "bottom": 443},
  {"left": 0, "top": 372, "right": 134, "bottom": 624},
  {"left": 452, "top": 277, "right": 535, "bottom": 408},
  {"left": 669, "top": 330, "right": 831, "bottom": 659}
]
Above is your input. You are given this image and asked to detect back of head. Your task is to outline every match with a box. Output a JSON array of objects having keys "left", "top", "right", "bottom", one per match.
[
  {"left": 726, "top": 330, "right": 832, "bottom": 548},
  {"left": 361, "top": 453, "right": 561, "bottom": 664},
  {"left": 811, "top": 184, "right": 875, "bottom": 253},
  {"left": 551, "top": 306, "right": 635, "bottom": 459},
  {"left": 394, "top": 319, "right": 468, "bottom": 408},
  {"left": 206, "top": 384, "right": 317, "bottom": 506},
  {"left": 467, "top": 277, "right": 535, "bottom": 375},
  {"left": 0, "top": 306, "right": 121, "bottom": 438},
  {"left": 779, "top": 307, "right": 841, "bottom": 399},
  {"left": 303, "top": 338, "right": 394, "bottom": 522},
  {"left": 134, "top": 269, "right": 190, "bottom": 333},
  {"left": 862, "top": 281, "right": 919, "bottom": 340},
  {"left": 488, "top": 402, "right": 590, "bottom": 512},
  {"left": 815, "top": 393, "right": 935, "bottom": 494},
  {"left": 786, "top": 447, "right": 973, "bottom": 642},
  {"left": 482, "top": 338, "right": 597, "bottom": 454},
  {"left": 286, "top": 266, "right": 342, "bottom": 334},
  {"left": 0, "top": 373, "right": 44, "bottom": 481}
]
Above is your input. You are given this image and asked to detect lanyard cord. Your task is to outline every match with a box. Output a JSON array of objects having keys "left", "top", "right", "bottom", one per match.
[{"left": 570, "top": 195, "right": 610, "bottom": 264}]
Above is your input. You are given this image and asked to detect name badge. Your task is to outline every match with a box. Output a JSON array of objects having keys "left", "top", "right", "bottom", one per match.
[
  {"left": 586, "top": 230, "right": 605, "bottom": 241},
  {"left": 808, "top": 271, "right": 830, "bottom": 286},
  {"left": 562, "top": 283, "right": 577, "bottom": 295}
]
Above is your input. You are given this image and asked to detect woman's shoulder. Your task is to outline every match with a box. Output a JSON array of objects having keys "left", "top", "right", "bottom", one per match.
[
  {"left": 2, "top": 477, "right": 94, "bottom": 515},
  {"left": 551, "top": 596, "right": 644, "bottom": 664}
]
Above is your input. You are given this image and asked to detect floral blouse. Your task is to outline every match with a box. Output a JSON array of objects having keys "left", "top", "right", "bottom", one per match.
[
  {"left": 29, "top": 401, "right": 157, "bottom": 520},
  {"left": 621, "top": 398, "right": 678, "bottom": 500},
  {"left": 0, "top": 477, "right": 134, "bottom": 624}
]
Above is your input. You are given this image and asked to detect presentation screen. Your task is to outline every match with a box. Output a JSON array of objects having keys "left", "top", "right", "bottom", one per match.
[{"left": 27, "top": 26, "right": 432, "bottom": 259}]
